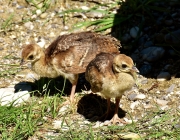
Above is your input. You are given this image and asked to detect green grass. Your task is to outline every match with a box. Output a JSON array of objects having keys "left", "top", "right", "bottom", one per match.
[
  {"left": 0, "top": 91, "right": 63, "bottom": 139},
  {"left": 1, "top": 0, "right": 180, "bottom": 139},
  {"left": 1, "top": 103, "right": 179, "bottom": 139},
  {"left": 1, "top": 13, "right": 14, "bottom": 31}
]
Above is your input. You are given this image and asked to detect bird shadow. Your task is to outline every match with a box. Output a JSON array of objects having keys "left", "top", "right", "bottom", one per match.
[
  {"left": 77, "top": 93, "right": 126, "bottom": 122},
  {"left": 15, "top": 73, "right": 91, "bottom": 97}
]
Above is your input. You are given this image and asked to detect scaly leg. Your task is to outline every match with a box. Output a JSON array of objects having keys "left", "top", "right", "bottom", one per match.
[
  {"left": 62, "top": 75, "right": 78, "bottom": 105},
  {"left": 104, "top": 97, "right": 126, "bottom": 125},
  {"left": 69, "top": 83, "right": 77, "bottom": 103},
  {"left": 110, "top": 98, "right": 126, "bottom": 124}
]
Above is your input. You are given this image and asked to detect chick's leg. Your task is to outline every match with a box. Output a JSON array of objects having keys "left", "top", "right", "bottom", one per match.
[
  {"left": 69, "top": 83, "right": 77, "bottom": 103},
  {"left": 62, "top": 75, "right": 78, "bottom": 105},
  {"left": 110, "top": 97, "right": 126, "bottom": 124}
]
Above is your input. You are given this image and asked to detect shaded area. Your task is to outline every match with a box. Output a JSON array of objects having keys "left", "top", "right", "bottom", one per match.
[
  {"left": 15, "top": 73, "right": 91, "bottom": 97},
  {"left": 111, "top": 0, "right": 180, "bottom": 78},
  {"left": 77, "top": 93, "right": 126, "bottom": 122}
]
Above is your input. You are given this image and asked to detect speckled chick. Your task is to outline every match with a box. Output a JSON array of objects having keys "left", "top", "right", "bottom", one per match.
[
  {"left": 85, "top": 52, "right": 139, "bottom": 124},
  {"left": 21, "top": 31, "right": 120, "bottom": 103}
]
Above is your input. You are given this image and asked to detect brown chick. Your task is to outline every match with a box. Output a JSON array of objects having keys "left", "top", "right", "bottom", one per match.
[
  {"left": 21, "top": 31, "right": 120, "bottom": 103},
  {"left": 85, "top": 52, "right": 139, "bottom": 124}
]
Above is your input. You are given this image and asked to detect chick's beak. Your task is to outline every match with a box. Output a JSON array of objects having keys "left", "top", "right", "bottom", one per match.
[{"left": 131, "top": 66, "right": 139, "bottom": 73}]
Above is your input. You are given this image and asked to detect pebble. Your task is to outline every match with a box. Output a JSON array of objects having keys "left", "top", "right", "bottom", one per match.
[
  {"left": 157, "top": 72, "right": 171, "bottom": 81},
  {"left": 166, "top": 84, "right": 175, "bottom": 93},
  {"left": 119, "top": 132, "right": 141, "bottom": 139},
  {"left": 130, "top": 26, "right": 142, "bottom": 38},
  {"left": 174, "top": 124, "right": 180, "bottom": 129},
  {"left": 81, "top": 6, "right": 89, "bottom": 10},
  {"left": 36, "top": 9, "right": 42, "bottom": 15},
  {"left": 0, "top": 88, "right": 30, "bottom": 106},
  {"left": 52, "top": 120, "right": 66, "bottom": 129},
  {"left": 40, "top": 13, "right": 48, "bottom": 19},
  {"left": 130, "top": 101, "right": 140, "bottom": 110},
  {"left": 93, "top": 121, "right": 104, "bottom": 128},
  {"left": 165, "top": 29, "right": 180, "bottom": 44},
  {"left": 24, "top": 21, "right": 34, "bottom": 30},
  {"left": 87, "top": 10, "right": 104, "bottom": 18},
  {"left": 144, "top": 104, "right": 152, "bottom": 109},
  {"left": 128, "top": 93, "right": 146, "bottom": 101},
  {"left": 143, "top": 41, "right": 153, "bottom": 48},
  {"left": 140, "top": 47, "right": 165, "bottom": 62},
  {"left": 12, "top": 91, "right": 30, "bottom": 106},
  {"left": 58, "top": 105, "right": 69, "bottom": 115},
  {"left": 141, "top": 79, "right": 148, "bottom": 84},
  {"left": 156, "top": 99, "right": 169, "bottom": 106}
]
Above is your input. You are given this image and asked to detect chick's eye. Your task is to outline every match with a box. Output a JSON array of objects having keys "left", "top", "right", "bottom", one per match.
[
  {"left": 28, "top": 55, "right": 34, "bottom": 60},
  {"left": 122, "top": 64, "right": 127, "bottom": 68}
]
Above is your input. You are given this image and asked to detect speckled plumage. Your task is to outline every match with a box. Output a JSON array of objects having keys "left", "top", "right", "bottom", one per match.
[
  {"left": 85, "top": 52, "right": 139, "bottom": 124},
  {"left": 21, "top": 31, "right": 121, "bottom": 102}
]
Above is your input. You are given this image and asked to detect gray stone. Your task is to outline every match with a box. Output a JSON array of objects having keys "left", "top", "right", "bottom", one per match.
[
  {"left": 128, "top": 93, "right": 146, "bottom": 101},
  {"left": 0, "top": 88, "right": 30, "bottom": 106},
  {"left": 165, "top": 29, "right": 180, "bottom": 44},
  {"left": 156, "top": 99, "right": 169, "bottom": 106},
  {"left": 130, "top": 26, "right": 142, "bottom": 38},
  {"left": 140, "top": 47, "right": 165, "bottom": 62},
  {"left": 144, "top": 41, "right": 153, "bottom": 48},
  {"left": 166, "top": 84, "right": 175, "bottom": 93},
  {"left": 157, "top": 72, "right": 171, "bottom": 81}
]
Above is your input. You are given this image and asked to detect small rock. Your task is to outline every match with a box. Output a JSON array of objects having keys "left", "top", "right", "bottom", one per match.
[
  {"left": 174, "top": 124, "right": 180, "bottom": 129},
  {"left": 52, "top": 120, "right": 66, "bottom": 129},
  {"left": 40, "top": 13, "right": 48, "bottom": 19},
  {"left": 144, "top": 104, "right": 152, "bottom": 109},
  {"left": 81, "top": 6, "right": 89, "bottom": 10},
  {"left": 128, "top": 93, "right": 146, "bottom": 101},
  {"left": 24, "top": 22, "right": 34, "bottom": 30},
  {"left": 130, "top": 101, "right": 140, "bottom": 110},
  {"left": 36, "top": 9, "right": 42, "bottom": 15},
  {"left": 141, "top": 79, "right": 148, "bottom": 84},
  {"left": 93, "top": 121, "right": 103, "bottom": 128},
  {"left": 165, "top": 29, "right": 180, "bottom": 44},
  {"left": 58, "top": 105, "right": 69, "bottom": 115},
  {"left": 130, "top": 26, "right": 142, "bottom": 38},
  {"left": 144, "top": 41, "right": 153, "bottom": 48},
  {"left": 119, "top": 132, "right": 141, "bottom": 140},
  {"left": 140, "top": 47, "right": 165, "bottom": 62},
  {"left": 157, "top": 72, "right": 171, "bottom": 81},
  {"left": 87, "top": 10, "right": 104, "bottom": 18},
  {"left": 123, "top": 118, "right": 134, "bottom": 123},
  {"left": 0, "top": 88, "right": 30, "bottom": 106},
  {"left": 13, "top": 91, "right": 30, "bottom": 106},
  {"left": 166, "top": 84, "right": 175, "bottom": 93},
  {"left": 156, "top": 99, "right": 169, "bottom": 106}
]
